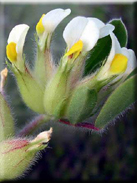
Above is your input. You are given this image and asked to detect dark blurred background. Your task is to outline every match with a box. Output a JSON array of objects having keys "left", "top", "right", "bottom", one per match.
[{"left": 0, "top": 2, "right": 136, "bottom": 181}]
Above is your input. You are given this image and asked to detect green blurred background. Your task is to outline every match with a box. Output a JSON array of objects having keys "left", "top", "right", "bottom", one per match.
[{"left": 0, "top": 3, "right": 136, "bottom": 181}]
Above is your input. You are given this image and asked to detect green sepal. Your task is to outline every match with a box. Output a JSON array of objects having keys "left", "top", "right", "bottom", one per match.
[
  {"left": 0, "top": 93, "right": 14, "bottom": 142},
  {"left": 7, "top": 62, "right": 45, "bottom": 114},
  {"left": 34, "top": 48, "right": 53, "bottom": 86},
  {"left": 34, "top": 34, "right": 54, "bottom": 86},
  {"left": 95, "top": 74, "right": 137, "bottom": 128},
  {"left": 44, "top": 68, "right": 69, "bottom": 116},
  {"left": 53, "top": 98, "right": 68, "bottom": 119},
  {"left": 66, "top": 87, "right": 97, "bottom": 124}
]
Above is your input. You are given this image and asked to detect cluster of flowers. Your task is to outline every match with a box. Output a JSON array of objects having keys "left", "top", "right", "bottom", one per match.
[
  {"left": 6, "top": 9, "right": 136, "bottom": 128},
  {"left": 0, "top": 8, "right": 136, "bottom": 181}
]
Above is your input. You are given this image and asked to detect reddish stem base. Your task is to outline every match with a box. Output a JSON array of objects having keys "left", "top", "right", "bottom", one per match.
[{"left": 59, "top": 119, "right": 100, "bottom": 131}]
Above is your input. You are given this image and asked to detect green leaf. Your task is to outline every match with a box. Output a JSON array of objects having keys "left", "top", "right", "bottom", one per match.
[
  {"left": 84, "top": 19, "right": 128, "bottom": 76},
  {"left": 95, "top": 75, "right": 137, "bottom": 128},
  {"left": 110, "top": 19, "right": 127, "bottom": 47},
  {"left": 66, "top": 87, "right": 97, "bottom": 124},
  {"left": 84, "top": 35, "right": 111, "bottom": 76}
]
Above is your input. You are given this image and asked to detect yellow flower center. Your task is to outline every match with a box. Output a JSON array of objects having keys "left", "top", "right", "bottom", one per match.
[
  {"left": 110, "top": 53, "right": 128, "bottom": 74},
  {"left": 36, "top": 14, "right": 45, "bottom": 35},
  {"left": 6, "top": 42, "right": 17, "bottom": 62},
  {"left": 64, "top": 40, "right": 83, "bottom": 60}
]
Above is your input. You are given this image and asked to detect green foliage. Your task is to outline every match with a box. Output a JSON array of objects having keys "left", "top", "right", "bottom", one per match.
[
  {"left": 110, "top": 19, "right": 127, "bottom": 47},
  {"left": 95, "top": 75, "right": 137, "bottom": 128}
]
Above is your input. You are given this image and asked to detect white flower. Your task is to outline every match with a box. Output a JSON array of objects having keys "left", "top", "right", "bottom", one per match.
[
  {"left": 63, "top": 16, "right": 114, "bottom": 59},
  {"left": 36, "top": 8, "right": 71, "bottom": 50},
  {"left": 6, "top": 24, "right": 29, "bottom": 62},
  {"left": 97, "top": 32, "right": 136, "bottom": 81},
  {"left": 88, "top": 18, "right": 114, "bottom": 39}
]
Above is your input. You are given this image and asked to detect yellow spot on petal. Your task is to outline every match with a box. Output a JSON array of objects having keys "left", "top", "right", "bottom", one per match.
[
  {"left": 110, "top": 54, "right": 128, "bottom": 74},
  {"left": 36, "top": 14, "right": 45, "bottom": 35},
  {"left": 6, "top": 42, "right": 17, "bottom": 62},
  {"left": 64, "top": 40, "right": 83, "bottom": 59}
]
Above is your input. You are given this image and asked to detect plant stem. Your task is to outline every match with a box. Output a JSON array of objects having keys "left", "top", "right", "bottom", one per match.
[{"left": 17, "top": 114, "right": 52, "bottom": 137}]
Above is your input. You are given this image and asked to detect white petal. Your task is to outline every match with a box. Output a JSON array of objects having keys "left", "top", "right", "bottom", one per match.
[
  {"left": 96, "top": 32, "right": 116, "bottom": 80},
  {"left": 121, "top": 47, "right": 129, "bottom": 59},
  {"left": 7, "top": 24, "right": 29, "bottom": 54},
  {"left": 105, "top": 32, "right": 116, "bottom": 66},
  {"left": 99, "top": 24, "right": 115, "bottom": 38},
  {"left": 87, "top": 17, "right": 105, "bottom": 29},
  {"left": 42, "top": 8, "right": 71, "bottom": 33},
  {"left": 63, "top": 17, "right": 99, "bottom": 52},
  {"left": 80, "top": 19, "right": 99, "bottom": 51},
  {"left": 126, "top": 49, "right": 137, "bottom": 74},
  {"left": 16, "top": 26, "right": 29, "bottom": 54},
  {"left": 115, "top": 49, "right": 136, "bottom": 82},
  {"left": 8, "top": 24, "right": 29, "bottom": 45},
  {"left": 112, "top": 33, "right": 121, "bottom": 54},
  {"left": 63, "top": 16, "right": 88, "bottom": 49}
]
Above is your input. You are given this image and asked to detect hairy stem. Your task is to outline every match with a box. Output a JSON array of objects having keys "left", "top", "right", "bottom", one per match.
[{"left": 17, "top": 114, "right": 52, "bottom": 137}]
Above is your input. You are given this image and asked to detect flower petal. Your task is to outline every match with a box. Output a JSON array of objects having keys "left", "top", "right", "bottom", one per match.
[
  {"left": 126, "top": 49, "right": 137, "bottom": 74},
  {"left": 112, "top": 33, "right": 121, "bottom": 54},
  {"left": 96, "top": 32, "right": 116, "bottom": 80},
  {"left": 105, "top": 32, "right": 116, "bottom": 66},
  {"left": 113, "top": 49, "right": 136, "bottom": 82},
  {"left": 88, "top": 17, "right": 105, "bottom": 29},
  {"left": 99, "top": 24, "right": 115, "bottom": 38},
  {"left": 7, "top": 24, "right": 29, "bottom": 54},
  {"left": 16, "top": 27, "right": 29, "bottom": 55},
  {"left": 121, "top": 47, "right": 129, "bottom": 59},
  {"left": 42, "top": 8, "right": 71, "bottom": 33},
  {"left": 63, "top": 16, "right": 88, "bottom": 49},
  {"left": 63, "top": 17, "right": 99, "bottom": 52},
  {"left": 80, "top": 19, "right": 99, "bottom": 51}
]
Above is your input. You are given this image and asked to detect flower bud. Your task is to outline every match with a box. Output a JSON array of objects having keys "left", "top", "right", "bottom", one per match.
[{"left": 0, "top": 128, "right": 52, "bottom": 181}]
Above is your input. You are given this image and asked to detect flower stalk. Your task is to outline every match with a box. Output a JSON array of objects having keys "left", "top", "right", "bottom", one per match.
[{"left": 18, "top": 114, "right": 53, "bottom": 137}]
